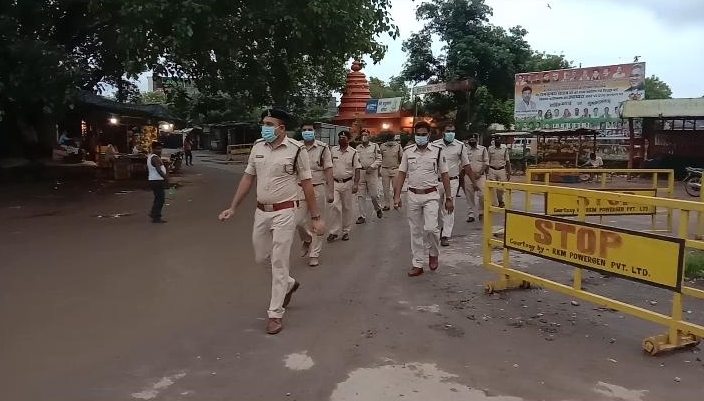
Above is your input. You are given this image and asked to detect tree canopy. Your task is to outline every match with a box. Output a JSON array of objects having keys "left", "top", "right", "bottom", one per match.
[
  {"left": 0, "top": 0, "right": 399, "bottom": 156},
  {"left": 401, "top": 0, "right": 571, "bottom": 134},
  {"left": 644, "top": 75, "right": 673, "bottom": 100}
]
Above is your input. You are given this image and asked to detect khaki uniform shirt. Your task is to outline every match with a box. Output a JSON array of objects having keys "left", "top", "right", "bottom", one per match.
[
  {"left": 331, "top": 146, "right": 361, "bottom": 179},
  {"left": 431, "top": 138, "right": 469, "bottom": 178},
  {"left": 356, "top": 142, "right": 382, "bottom": 170},
  {"left": 304, "top": 140, "right": 333, "bottom": 185},
  {"left": 467, "top": 144, "right": 489, "bottom": 175},
  {"left": 488, "top": 145, "right": 510, "bottom": 169},
  {"left": 399, "top": 144, "right": 449, "bottom": 189},
  {"left": 380, "top": 141, "right": 403, "bottom": 169},
  {"left": 245, "top": 137, "right": 312, "bottom": 204}
]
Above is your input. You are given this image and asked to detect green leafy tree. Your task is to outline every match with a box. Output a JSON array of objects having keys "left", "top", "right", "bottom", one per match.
[
  {"left": 401, "top": 0, "right": 570, "bottom": 134},
  {"left": 644, "top": 76, "right": 673, "bottom": 100},
  {"left": 0, "top": 0, "right": 398, "bottom": 158},
  {"left": 140, "top": 91, "right": 168, "bottom": 105}
]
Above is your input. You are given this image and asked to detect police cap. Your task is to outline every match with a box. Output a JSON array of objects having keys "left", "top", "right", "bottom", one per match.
[{"left": 261, "top": 108, "right": 291, "bottom": 124}]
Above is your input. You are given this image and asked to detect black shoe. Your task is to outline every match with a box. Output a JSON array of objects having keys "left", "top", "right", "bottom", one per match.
[
  {"left": 467, "top": 216, "right": 475, "bottom": 223},
  {"left": 327, "top": 234, "right": 338, "bottom": 243},
  {"left": 356, "top": 217, "right": 366, "bottom": 224},
  {"left": 478, "top": 214, "right": 483, "bottom": 221},
  {"left": 341, "top": 233, "right": 350, "bottom": 241},
  {"left": 382, "top": 206, "right": 390, "bottom": 211},
  {"left": 440, "top": 236, "right": 450, "bottom": 247},
  {"left": 282, "top": 281, "right": 300, "bottom": 308},
  {"left": 376, "top": 209, "right": 383, "bottom": 218},
  {"left": 152, "top": 219, "right": 167, "bottom": 223},
  {"left": 498, "top": 202, "right": 506, "bottom": 208}
]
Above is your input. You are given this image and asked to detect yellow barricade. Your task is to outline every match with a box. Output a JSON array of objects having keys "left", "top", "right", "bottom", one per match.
[
  {"left": 483, "top": 181, "right": 704, "bottom": 355},
  {"left": 227, "top": 143, "right": 254, "bottom": 160},
  {"left": 526, "top": 168, "right": 676, "bottom": 233}
]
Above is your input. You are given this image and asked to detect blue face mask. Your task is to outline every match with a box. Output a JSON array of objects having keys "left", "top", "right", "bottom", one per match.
[
  {"left": 261, "top": 125, "right": 278, "bottom": 143},
  {"left": 302, "top": 130, "right": 315, "bottom": 142},
  {"left": 444, "top": 132, "right": 455, "bottom": 142},
  {"left": 415, "top": 135, "right": 429, "bottom": 146}
]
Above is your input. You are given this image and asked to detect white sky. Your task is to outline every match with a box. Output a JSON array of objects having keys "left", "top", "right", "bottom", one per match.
[
  {"left": 360, "top": 0, "right": 704, "bottom": 98},
  {"left": 135, "top": 0, "right": 704, "bottom": 99}
]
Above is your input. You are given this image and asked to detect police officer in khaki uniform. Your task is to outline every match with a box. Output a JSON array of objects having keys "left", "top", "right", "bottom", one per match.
[
  {"left": 393, "top": 121, "right": 453, "bottom": 277},
  {"left": 218, "top": 109, "right": 325, "bottom": 335},
  {"left": 431, "top": 123, "right": 472, "bottom": 247},
  {"left": 464, "top": 134, "right": 489, "bottom": 222},
  {"left": 380, "top": 134, "right": 403, "bottom": 211},
  {"left": 327, "top": 131, "right": 361, "bottom": 242},
  {"left": 355, "top": 129, "right": 383, "bottom": 223},
  {"left": 295, "top": 123, "right": 334, "bottom": 267},
  {"left": 487, "top": 136, "right": 511, "bottom": 208}
]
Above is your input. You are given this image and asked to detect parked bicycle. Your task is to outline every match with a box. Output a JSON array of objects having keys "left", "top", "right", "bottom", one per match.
[{"left": 683, "top": 167, "right": 702, "bottom": 197}]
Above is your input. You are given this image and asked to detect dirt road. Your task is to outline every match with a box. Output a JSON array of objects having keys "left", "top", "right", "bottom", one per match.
[{"left": 0, "top": 154, "right": 702, "bottom": 401}]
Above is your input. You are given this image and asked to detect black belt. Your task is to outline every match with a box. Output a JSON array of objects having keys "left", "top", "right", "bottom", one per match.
[
  {"left": 489, "top": 166, "right": 505, "bottom": 170},
  {"left": 438, "top": 176, "right": 459, "bottom": 181},
  {"left": 334, "top": 177, "right": 352, "bottom": 183},
  {"left": 298, "top": 182, "right": 325, "bottom": 187}
]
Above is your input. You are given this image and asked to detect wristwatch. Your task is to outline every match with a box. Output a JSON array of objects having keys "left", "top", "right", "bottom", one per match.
[{"left": 311, "top": 214, "right": 321, "bottom": 221}]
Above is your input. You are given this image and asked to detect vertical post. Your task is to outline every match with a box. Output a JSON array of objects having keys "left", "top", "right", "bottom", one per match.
[
  {"left": 502, "top": 188, "right": 512, "bottom": 271},
  {"left": 668, "top": 170, "right": 674, "bottom": 234},
  {"left": 483, "top": 181, "right": 493, "bottom": 267},
  {"left": 670, "top": 210, "right": 689, "bottom": 345},
  {"left": 574, "top": 195, "right": 587, "bottom": 291},
  {"left": 628, "top": 117, "right": 635, "bottom": 174}
]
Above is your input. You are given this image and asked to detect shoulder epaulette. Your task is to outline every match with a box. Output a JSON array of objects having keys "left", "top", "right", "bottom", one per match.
[
  {"left": 254, "top": 138, "right": 265, "bottom": 144},
  {"left": 403, "top": 144, "right": 415, "bottom": 150}
]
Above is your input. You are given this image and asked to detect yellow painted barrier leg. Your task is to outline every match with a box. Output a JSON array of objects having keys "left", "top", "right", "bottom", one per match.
[
  {"left": 642, "top": 333, "right": 700, "bottom": 356},
  {"left": 485, "top": 275, "right": 531, "bottom": 294}
]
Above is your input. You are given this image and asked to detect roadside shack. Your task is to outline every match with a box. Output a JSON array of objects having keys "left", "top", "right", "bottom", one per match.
[{"left": 621, "top": 98, "right": 704, "bottom": 176}]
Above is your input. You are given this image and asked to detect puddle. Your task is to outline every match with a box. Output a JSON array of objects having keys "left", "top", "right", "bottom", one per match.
[
  {"left": 416, "top": 304, "right": 441, "bottom": 313},
  {"left": 94, "top": 213, "right": 134, "bottom": 218},
  {"left": 330, "top": 362, "right": 523, "bottom": 401},
  {"left": 594, "top": 382, "right": 648, "bottom": 401},
  {"left": 284, "top": 352, "right": 315, "bottom": 371},
  {"left": 131, "top": 372, "right": 187, "bottom": 400}
]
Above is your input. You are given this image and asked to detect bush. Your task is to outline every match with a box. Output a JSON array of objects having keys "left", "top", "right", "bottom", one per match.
[{"left": 685, "top": 249, "right": 704, "bottom": 279}]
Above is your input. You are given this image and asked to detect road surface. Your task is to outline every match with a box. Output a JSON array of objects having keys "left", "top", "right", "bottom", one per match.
[{"left": 0, "top": 152, "right": 702, "bottom": 401}]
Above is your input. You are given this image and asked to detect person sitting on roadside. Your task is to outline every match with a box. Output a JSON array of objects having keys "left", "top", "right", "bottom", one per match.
[{"left": 581, "top": 152, "right": 603, "bottom": 182}]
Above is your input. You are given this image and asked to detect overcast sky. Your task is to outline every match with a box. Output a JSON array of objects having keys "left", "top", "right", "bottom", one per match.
[{"left": 360, "top": 0, "right": 704, "bottom": 98}]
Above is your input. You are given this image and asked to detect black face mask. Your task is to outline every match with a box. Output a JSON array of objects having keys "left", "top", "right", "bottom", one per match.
[{"left": 469, "top": 141, "right": 477, "bottom": 147}]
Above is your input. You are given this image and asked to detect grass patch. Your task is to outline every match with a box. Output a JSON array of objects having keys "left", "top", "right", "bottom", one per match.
[{"left": 685, "top": 249, "right": 704, "bottom": 279}]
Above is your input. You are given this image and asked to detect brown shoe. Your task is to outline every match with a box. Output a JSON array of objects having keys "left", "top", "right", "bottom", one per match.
[
  {"left": 282, "top": 281, "right": 300, "bottom": 308},
  {"left": 408, "top": 267, "right": 424, "bottom": 277},
  {"left": 266, "top": 318, "right": 282, "bottom": 335},
  {"left": 429, "top": 255, "right": 439, "bottom": 271}
]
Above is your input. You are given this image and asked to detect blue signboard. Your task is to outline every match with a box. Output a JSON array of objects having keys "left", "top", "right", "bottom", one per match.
[{"left": 365, "top": 99, "right": 379, "bottom": 114}]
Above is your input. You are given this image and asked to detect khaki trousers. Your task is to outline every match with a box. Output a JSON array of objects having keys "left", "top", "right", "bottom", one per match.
[
  {"left": 329, "top": 180, "right": 354, "bottom": 235},
  {"left": 464, "top": 174, "right": 486, "bottom": 218},
  {"left": 487, "top": 167, "right": 508, "bottom": 205},
  {"left": 406, "top": 191, "right": 441, "bottom": 268},
  {"left": 380, "top": 167, "right": 399, "bottom": 208},
  {"left": 357, "top": 170, "right": 381, "bottom": 218},
  {"left": 295, "top": 184, "right": 327, "bottom": 258},
  {"left": 252, "top": 208, "right": 297, "bottom": 319},
  {"left": 437, "top": 178, "right": 460, "bottom": 238}
]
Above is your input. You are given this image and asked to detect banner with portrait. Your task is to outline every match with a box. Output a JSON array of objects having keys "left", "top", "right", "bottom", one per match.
[{"left": 513, "top": 63, "right": 646, "bottom": 137}]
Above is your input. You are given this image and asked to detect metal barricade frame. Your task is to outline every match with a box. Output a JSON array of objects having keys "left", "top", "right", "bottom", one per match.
[{"left": 483, "top": 180, "right": 704, "bottom": 355}]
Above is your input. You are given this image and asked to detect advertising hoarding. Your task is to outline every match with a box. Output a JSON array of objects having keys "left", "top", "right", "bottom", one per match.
[{"left": 514, "top": 63, "right": 646, "bottom": 136}]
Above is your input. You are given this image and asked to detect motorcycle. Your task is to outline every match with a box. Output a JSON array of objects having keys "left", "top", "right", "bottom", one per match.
[
  {"left": 169, "top": 151, "right": 184, "bottom": 173},
  {"left": 683, "top": 167, "right": 703, "bottom": 197}
]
